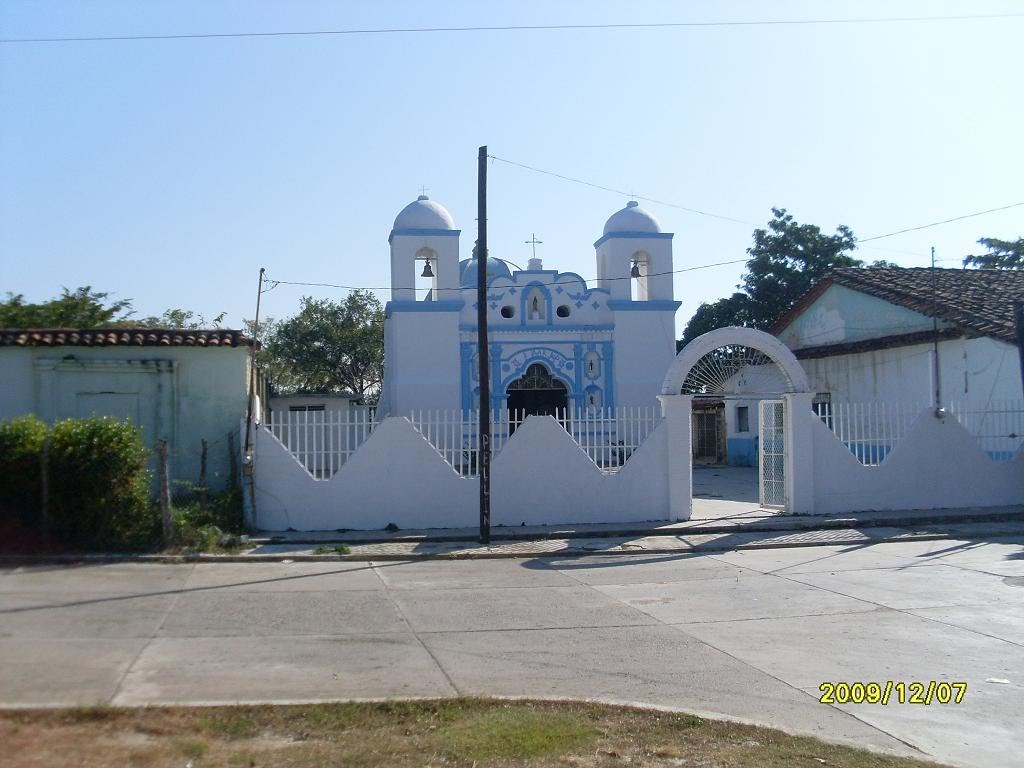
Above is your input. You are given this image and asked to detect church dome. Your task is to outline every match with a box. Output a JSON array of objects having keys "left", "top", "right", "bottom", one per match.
[
  {"left": 603, "top": 200, "right": 661, "bottom": 235},
  {"left": 392, "top": 195, "right": 456, "bottom": 231},
  {"left": 460, "top": 257, "right": 512, "bottom": 287}
]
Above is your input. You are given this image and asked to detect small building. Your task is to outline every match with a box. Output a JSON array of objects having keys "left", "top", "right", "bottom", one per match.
[
  {"left": 776, "top": 267, "right": 1023, "bottom": 405},
  {"left": 267, "top": 392, "right": 361, "bottom": 419},
  {"left": 380, "top": 195, "right": 681, "bottom": 417},
  {"left": 0, "top": 328, "right": 261, "bottom": 490},
  {"left": 716, "top": 267, "right": 1024, "bottom": 464}
]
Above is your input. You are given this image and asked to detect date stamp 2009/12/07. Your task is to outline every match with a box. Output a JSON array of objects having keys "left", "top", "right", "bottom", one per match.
[{"left": 819, "top": 681, "right": 967, "bottom": 705}]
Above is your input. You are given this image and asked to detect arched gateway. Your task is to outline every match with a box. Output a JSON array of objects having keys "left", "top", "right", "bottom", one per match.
[
  {"left": 661, "top": 327, "right": 811, "bottom": 514},
  {"left": 661, "top": 326, "right": 810, "bottom": 397}
]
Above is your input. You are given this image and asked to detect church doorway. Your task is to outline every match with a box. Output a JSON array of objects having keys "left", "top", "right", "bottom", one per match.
[{"left": 506, "top": 363, "right": 569, "bottom": 429}]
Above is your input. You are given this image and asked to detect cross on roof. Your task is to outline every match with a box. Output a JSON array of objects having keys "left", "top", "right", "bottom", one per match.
[{"left": 525, "top": 233, "right": 543, "bottom": 259}]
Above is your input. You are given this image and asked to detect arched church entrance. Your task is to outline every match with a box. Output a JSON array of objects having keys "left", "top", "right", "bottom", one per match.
[
  {"left": 506, "top": 363, "right": 569, "bottom": 429},
  {"left": 661, "top": 327, "right": 810, "bottom": 517}
]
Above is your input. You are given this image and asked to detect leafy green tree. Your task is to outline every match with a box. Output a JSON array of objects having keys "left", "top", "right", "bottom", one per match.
[
  {"left": 135, "top": 308, "right": 227, "bottom": 328},
  {"left": 962, "top": 237, "right": 1023, "bottom": 269},
  {"left": 256, "top": 290, "right": 385, "bottom": 402},
  {"left": 0, "top": 286, "right": 134, "bottom": 327},
  {"left": 678, "top": 293, "right": 753, "bottom": 350},
  {"left": 0, "top": 287, "right": 225, "bottom": 329},
  {"left": 680, "top": 208, "right": 861, "bottom": 345}
]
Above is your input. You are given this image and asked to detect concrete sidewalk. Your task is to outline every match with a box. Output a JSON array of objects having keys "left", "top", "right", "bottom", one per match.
[
  {"left": 3, "top": 506, "right": 1021, "bottom": 565},
  {"left": 2, "top": 533, "right": 1022, "bottom": 768},
  {"left": 236, "top": 505, "right": 1024, "bottom": 561}
]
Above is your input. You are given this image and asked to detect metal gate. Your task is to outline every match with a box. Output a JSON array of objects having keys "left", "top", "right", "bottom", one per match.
[{"left": 759, "top": 399, "right": 786, "bottom": 511}]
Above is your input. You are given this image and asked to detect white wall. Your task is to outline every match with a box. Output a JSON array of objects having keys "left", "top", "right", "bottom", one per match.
[
  {"left": 799, "top": 336, "right": 1022, "bottom": 407},
  {"left": 778, "top": 284, "right": 952, "bottom": 348},
  {"left": 251, "top": 413, "right": 676, "bottom": 531},
  {"left": 805, "top": 406, "right": 1024, "bottom": 514},
  {"left": 384, "top": 309, "right": 463, "bottom": 413},
  {"left": 0, "top": 346, "right": 251, "bottom": 490},
  {"left": 612, "top": 310, "right": 679, "bottom": 411}
]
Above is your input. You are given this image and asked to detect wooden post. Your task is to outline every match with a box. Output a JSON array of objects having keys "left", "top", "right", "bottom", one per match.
[
  {"left": 1015, "top": 300, "right": 1024, "bottom": 400},
  {"left": 39, "top": 436, "right": 50, "bottom": 535},
  {"left": 157, "top": 440, "right": 173, "bottom": 545},
  {"left": 198, "top": 438, "right": 208, "bottom": 508},
  {"left": 477, "top": 145, "right": 491, "bottom": 544}
]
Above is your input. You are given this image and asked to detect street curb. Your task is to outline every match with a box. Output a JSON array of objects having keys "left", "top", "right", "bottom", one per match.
[
  {"left": 246, "top": 508, "right": 1024, "bottom": 545},
  {"left": 2, "top": 526, "right": 1021, "bottom": 565}
]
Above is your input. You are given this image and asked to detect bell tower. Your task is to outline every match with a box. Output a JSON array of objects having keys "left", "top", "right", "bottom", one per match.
[{"left": 381, "top": 195, "right": 464, "bottom": 415}]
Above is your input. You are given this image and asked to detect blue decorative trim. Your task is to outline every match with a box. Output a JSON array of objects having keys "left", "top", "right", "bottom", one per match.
[
  {"left": 593, "top": 231, "right": 673, "bottom": 248},
  {"left": 386, "top": 300, "right": 464, "bottom": 316},
  {"left": 389, "top": 228, "right": 461, "bottom": 244},
  {"left": 520, "top": 282, "right": 554, "bottom": 328},
  {"left": 573, "top": 342, "right": 584, "bottom": 397},
  {"left": 498, "top": 347, "right": 574, "bottom": 394},
  {"left": 608, "top": 300, "right": 682, "bottom": 312},
  {"left": 603, "top": 341, "right": 615, "bottom": 410},
  {"left": 460, "top": 343, "right": 475, "bottom": 411},
  {"left": 458, "top": 324, "right": 614, "bottom": 333}
]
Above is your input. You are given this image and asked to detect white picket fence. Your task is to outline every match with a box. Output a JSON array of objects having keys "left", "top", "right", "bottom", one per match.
[
  {"left": 948, "top": 400, "right": 1024, "bottom": 461},
  {"left": 264, "top": 406, "right": 662, "bottom": 479},
  {"left": 264, "top": 407, "right": 378, "bottom": 478},
  {"left": 816, "top": 400, "right": 1024, "bottom": 465}
]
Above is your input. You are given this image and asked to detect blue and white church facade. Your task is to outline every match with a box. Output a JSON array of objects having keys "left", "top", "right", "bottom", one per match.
[{"left": 380, "top": 195, "right": 681, "bottom": 417}]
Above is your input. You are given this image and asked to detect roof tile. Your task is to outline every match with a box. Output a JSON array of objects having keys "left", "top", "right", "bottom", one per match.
[
  {"left": 0, "top": 328, "right": 256, "bottom": 348},
  {"left": 775, "top": 267, "right": 1024, "bottom": 343}
]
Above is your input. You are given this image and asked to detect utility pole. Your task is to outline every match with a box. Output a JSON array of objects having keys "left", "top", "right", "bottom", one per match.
[
  {"left": 1015, "top": 299, "right": 1024, "bottom": 400},
  {"left": 243, "top": 266, "right": 265, "bottom": 525},
  {"left": 930, "top": 246, "right": 943, "bottom": 415},
  {"left": 477, "top": 146, "right": 491, "bottom": 544}
]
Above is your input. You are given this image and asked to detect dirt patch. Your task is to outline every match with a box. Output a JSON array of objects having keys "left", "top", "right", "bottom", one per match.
[{"left": 2, "top": 698, "right": 946, "bottom": 767}]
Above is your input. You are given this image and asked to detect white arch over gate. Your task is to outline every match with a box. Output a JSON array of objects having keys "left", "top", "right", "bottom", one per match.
[{"left": 660, "top": 326, "right": 810, "bottom": 395}]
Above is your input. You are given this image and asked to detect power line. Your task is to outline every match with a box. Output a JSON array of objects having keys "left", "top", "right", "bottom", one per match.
[
  {"left": 261, "top": 257, "right": 749, "bottom": 294},
  {"left": 3, "top": 13, "right": 1022, "bottom": 44},
  {"left": 491, "top": 153, "right": 1013, "bottom": 257},
  {"left": 860, "top": 202, "right": 1024, "bottom": 242},
  {"left": 489, "top": 155, "right": 754, "bottom": 226}
]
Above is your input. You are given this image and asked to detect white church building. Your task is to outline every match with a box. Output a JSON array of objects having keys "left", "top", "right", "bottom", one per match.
[{"left": 379, "top": 195, "right": 681, "bottom": 418}]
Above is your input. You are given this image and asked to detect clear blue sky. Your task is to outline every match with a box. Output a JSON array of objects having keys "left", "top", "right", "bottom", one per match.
[{"left": 2, "top": 0, "right": 1022, "bottom": 335}]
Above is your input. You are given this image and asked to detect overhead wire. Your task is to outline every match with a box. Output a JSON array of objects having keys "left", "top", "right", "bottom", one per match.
[
  {"left": 860, "top": 202, "right": 1024, "bottom": 242},
  {"left": 4, "top": 13, "right": 1022, "bottom": 44},
  {"left": 260, "top": 257, "right": 750, "bottom": 294},
  {"left": 488, "top": 155, "right": 754, "bottom": 226}
]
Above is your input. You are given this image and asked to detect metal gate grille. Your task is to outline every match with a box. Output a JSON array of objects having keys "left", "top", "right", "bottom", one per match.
[{"left": 759, "top": 399, "right": 786, "bottom": 510}]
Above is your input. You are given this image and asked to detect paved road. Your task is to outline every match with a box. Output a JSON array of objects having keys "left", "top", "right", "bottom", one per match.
[{"left": 2, "top": 535, "right": 1022, "bottom": 768}]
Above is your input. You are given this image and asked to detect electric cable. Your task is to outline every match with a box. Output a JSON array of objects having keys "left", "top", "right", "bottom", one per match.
[
  {"left": 260, "top": 257, "right": 749, "bottom": 294},
  {"left": 4, "top": 13, "right": 1021, "bottom": 44}
]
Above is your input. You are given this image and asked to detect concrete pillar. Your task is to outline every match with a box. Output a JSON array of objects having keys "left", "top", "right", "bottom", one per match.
[
  {"left": 658, "top": 394, "right": 693, "bottom": 520},
  {"left": 783, "top": 392, "right": 815, "bottom": 515}
]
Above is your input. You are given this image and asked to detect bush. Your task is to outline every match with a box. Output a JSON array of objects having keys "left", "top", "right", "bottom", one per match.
[
  {"left": 48, "top": 416, "right": 157, "bottom": 550},
  {"left": 0, "top": 415, "right": 49, "bottom": 525},
  {"left": 171, "top": 482, "right": 245, "bottom": 551}
]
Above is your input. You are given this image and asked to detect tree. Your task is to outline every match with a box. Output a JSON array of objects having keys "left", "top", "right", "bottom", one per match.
[
  {"left": 134, "top": 309, "right": 227, "bottom": 328},
  {"left": 680, "top": 208, "right": 861, "bottom": 345},
  {"left": 0, "top": 286, "right": 225, "bottom": 329},
  {"left": 256, "top": 291, "right": 385, "bottom": 402},
  {"left": 962, "top": 237, "right": 1023, "bottom": 270},
  {"left": 0, "top": 286, "right": 134, "bottom": 327},
  {"left": 677, "top": 293, "right": 753, "bottom": 350}
]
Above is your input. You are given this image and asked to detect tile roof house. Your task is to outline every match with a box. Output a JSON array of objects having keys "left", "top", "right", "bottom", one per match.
[
  {"left": 771, "top": 267, "right": 1022, "bottom": 404},
  {"left": 0, "top": 327, "right": 263, "bottom": 491},
  {"left": 773, "top": 267, "right": 1024, "bottom": 351},
  {"left": 712, "top": 268, "right": 1023, "bottom": 467}
]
